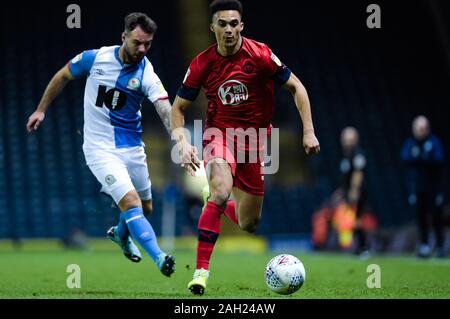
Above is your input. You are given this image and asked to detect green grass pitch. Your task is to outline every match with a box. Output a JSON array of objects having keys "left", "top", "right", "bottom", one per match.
[{"left": 0, "top": 241, "right": 449, "bottom": 299}]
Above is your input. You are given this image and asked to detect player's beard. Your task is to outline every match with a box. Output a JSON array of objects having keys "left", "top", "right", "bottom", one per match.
[{"left": 123, "top": 44, "right": 144, "bottom": 64}]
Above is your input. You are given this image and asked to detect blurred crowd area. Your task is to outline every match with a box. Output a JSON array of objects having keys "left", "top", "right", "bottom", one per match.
[{"left": 1, "top": 1, "right": 449, "bottom": 254}]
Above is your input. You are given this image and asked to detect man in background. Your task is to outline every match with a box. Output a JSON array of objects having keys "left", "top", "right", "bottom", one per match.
[
  {"left": 339, "top": 127, "right": 370, "bottom": 258},
  {"left": 401, "top": 115, "right": 446, "bottom": 258}
]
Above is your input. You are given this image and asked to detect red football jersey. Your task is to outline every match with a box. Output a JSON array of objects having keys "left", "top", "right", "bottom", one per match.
[
  {"left": 179, "top": 37, "right": 291, "bottom": 152},
  {"left": 181, "top": 37, "right": 290, "bottom": 129}
]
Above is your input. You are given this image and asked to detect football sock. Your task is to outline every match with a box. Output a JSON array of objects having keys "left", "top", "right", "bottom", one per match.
[
  {"left": 124, "top": 207, "right": 162, "bottom": 263},
  {"left": 224, "top": 200, "right": 239, "bottom": 225},
  {"left": 196, "top": 201, "right": 224, "bottom": 270},
  {"left": 116, "top": 212, "right": 129, "bottom": 241}
]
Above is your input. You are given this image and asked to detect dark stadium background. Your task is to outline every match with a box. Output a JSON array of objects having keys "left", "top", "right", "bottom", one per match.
[{"left": 1, "top": 0, "right": 449, "bottom": 253}]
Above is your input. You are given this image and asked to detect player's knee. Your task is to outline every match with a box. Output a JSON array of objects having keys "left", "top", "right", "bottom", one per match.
[
  {"left": 210, "top": 190, "right": 230, "bottom": 206},
  {"left": 209, "top": 183, "right": 231, "bottom": 205},
  {"left": 239, "top": 217, "right": 261, "bottom": 233},
  {"left": 118, "top": 191, "right": 141, "bottom": 211}
]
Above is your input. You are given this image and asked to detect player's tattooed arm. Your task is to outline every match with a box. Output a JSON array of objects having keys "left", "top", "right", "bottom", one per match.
[{"left": 153, "top": 98, "right": 173, "bottom": 135}]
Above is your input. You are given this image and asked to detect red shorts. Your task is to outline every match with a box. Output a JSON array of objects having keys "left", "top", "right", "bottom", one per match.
[{"left": 203, "top": 140, "right": 264, "bottom": 196}]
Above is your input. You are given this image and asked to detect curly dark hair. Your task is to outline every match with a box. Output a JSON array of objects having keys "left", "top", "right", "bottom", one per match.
[{"left": 210, "top": 0, "right": 243, "bottom": 19}]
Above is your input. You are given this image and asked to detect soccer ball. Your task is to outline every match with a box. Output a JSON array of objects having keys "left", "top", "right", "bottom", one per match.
[{"left": 264, "top": 254, "right": 306, "bottom": 295}]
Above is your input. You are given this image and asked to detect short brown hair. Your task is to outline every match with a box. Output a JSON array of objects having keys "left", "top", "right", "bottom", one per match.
[{"left": 124, "top": 12, "right": 157, "bottom": 35}]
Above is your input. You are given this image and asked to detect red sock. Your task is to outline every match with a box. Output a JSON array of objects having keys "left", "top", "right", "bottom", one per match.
[
  {"left": 224, "top": 200, "right": 238, "bottom": 225},
  {"left": 196, "top": 201, "right": 225, "bottom": 270}
]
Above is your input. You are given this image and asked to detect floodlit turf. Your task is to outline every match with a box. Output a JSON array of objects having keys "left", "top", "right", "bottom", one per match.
[{"left": 0, "top": 242, "right": 449, "bottom": 299}]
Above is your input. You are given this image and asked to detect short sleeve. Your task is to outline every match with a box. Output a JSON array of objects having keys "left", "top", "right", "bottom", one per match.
[
  {"left": 183, "top": 56, "right": 203, "bottom": 89},
  {"left": 142, "top": 64, "right": 169, "bottom": 103},
  {"left": 177, "top": 56, "right": 203, "bottom": 101},
  {"left": 68, "top": 49, "right": 98, "bottom": 79},
  {"left": 260, "top": 45, "right": 292, "bottom": 85}
]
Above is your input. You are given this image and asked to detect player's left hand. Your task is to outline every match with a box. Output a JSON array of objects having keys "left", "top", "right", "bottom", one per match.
[{"left": 303, "top": 131, "right": 320, "bottom": 155}]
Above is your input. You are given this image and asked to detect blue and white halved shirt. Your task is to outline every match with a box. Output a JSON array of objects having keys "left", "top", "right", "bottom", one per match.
[{"left": 68, "top": 45, "right": 168, "bottom": 150}]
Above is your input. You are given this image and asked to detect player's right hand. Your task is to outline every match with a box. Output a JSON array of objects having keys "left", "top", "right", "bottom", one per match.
[
  {"left": 178, "top": 142, "right": 201, "bottom": 176},
  {"left": 303, "top": 130, "right": 320, "bottom": 155},
  {"left": 26, "top": 110, "right": 45, "bottom": 133}
]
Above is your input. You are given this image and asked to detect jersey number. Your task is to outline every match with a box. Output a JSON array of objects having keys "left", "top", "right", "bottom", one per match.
[{"left": 95, "top": 85, "right": 127, "bottom": 111}]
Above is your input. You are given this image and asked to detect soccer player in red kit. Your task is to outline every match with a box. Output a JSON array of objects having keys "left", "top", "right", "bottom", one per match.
[{"left": 171, "top": 0, "right": 320, "bottom": 295}]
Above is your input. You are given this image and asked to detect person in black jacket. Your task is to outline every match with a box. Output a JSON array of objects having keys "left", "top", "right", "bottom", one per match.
[
  {"left": 401, "top": 115, "right": 446, "bottom": 258},
  {"left": 340, "top": 127, "right": 369, "bottom": 258}
]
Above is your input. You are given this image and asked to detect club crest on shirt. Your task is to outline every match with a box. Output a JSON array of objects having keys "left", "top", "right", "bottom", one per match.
[
  {"left": 271, "top": 53, "right": 282, "bottom": 67},
  {"left": 127, "top": 78, "right": 141, "bottom": 90},
  {"left": 243, "top": 60, "right": 255, "bottom": 74},
  {"left": 218, "top": 80, "right": 248, "bottom": 106}
]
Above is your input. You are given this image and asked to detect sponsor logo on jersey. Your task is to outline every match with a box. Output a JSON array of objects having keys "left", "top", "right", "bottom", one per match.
[
  {"left": 127, "top": 78, "right": 141, "bottom": 90},
  {"left": 271, "top": 53, "right": 282, "bottom": 67},
  {"left": 71, "top": 53, "right": 83, "bottom": 64},
  {"left": 95, "top": 85, "right": 127, "bottom": 111},
  {"left": 218, "top": 80, "right": 248, "bottom": 106}
]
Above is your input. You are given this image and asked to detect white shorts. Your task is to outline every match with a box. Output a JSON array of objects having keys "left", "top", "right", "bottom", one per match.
[{"left": 83, "top": 146, "right": 152, "bottom": 204}]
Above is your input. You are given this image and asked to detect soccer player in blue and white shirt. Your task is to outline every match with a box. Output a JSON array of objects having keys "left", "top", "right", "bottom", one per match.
[{"left": 26, "top": 13, "right": 175, "bottom": 276}]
